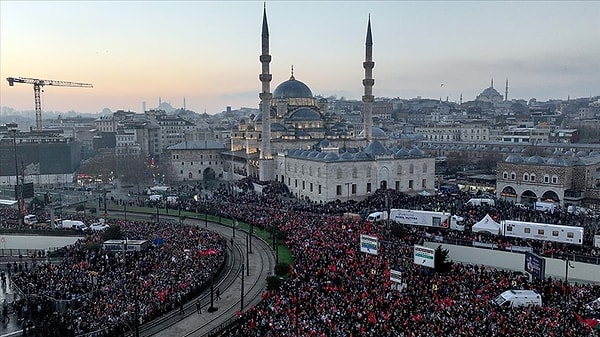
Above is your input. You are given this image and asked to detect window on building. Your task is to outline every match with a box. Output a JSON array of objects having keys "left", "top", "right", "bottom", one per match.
[
  {"left": 317, "top": 168, "right": 321, "bottom": 178},
  {"left": 552, "top": 231, "right": 559, "bottom": 237},
  {"left": 352, "top": 167, "right": 358, "bottom": 178},
  {"left": 409, "top": 180, "right": 414, "bottom": 189},
  {"left": 395, "top": 181, "right": 400, "bottom": 190},
  {"left": 367, "top": 183, "right": 372, "bottom": 193},
  {"left": 337, "top": 168, "right": 343, "bottom": 179},
  {"left": 552, "top": 175, "right": 558, "bottom": 184},
  {"left": 182, "top": 162, "right": 185, "bottom": 166},
  {"left": 409, "top": 164, "right": 414, "bottom": 174},
  {"left": 295, "top": 179, "right": 298, "bottom": 188},
  {"left": 336, "top": 185, "right": 342, "bottom": 195},
  {"left": 523, "top": 173, "right": 529, "bottom": 181},
  {"left": 180, "top": 170, "right": 183, "bottom": 174},
  {"left": 318, "top": 185, "right": 322, "bottom": 194},
  {"left": 310, "top": 183, "right": 313, "bottom": 192},
  {"left": 302, "top": 181, "right": 305, "bottom": 190},
  {"left": 422, "top": 179, "right": 426, "bottom": 188},
  {"left": 524, "top": 228, "right": 530, "bottom": 234},
  {"left": 544, "top": 175, "right": 549, "bottom": 183},
  {"left": 422, "top": 163, "right": 427, "bottom": 173},
  {"left": 366, "top": 167, "right": 371, "bottom": 178},
  {"left": 530, "top": 174, "right": 536, "bottom": 182},
  {"left": 352, "top": 184, "right": 357, "bottom": 194},
  {"left": 511, "top": 172, "right": 516, "bottom": 180},
  {"left": 537, "top": 229, "right": 544, "bottom": 235},
  {"left": 397, "top": 165, "right": 402, "bottom": 176},
  {"left": 503, "top": 172, "right": 508, "bottom": 179}
]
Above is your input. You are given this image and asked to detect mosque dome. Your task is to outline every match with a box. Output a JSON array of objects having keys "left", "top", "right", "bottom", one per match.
[
  {"left": 290, "top": 107, "right": 320, "bottom": 121},
  {"left": 324, "top": 152, "right": 339, "bottom": 161},
  {"left": 358, "top": 126, "right": 389, "bottom": 139},
  {"left": 546, "top": 157, "right": 567, "bottom": 166},
  {"left": 505, "top": 154, "right": 525, "bottom": 163},
  {"left": 340, "top": 152, "right": 355, "bottom": 160},
  {"left": 273, "top": 75, "right": 313, "bottom": 99},
  {"left": 527, "top": 155, "right": 546, "bottom": 164},
  {"left": 409, "top": 148, "right": 425, "bottom": 157}
]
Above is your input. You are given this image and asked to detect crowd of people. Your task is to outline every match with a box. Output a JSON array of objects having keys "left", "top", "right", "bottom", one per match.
[
  {"left": 2, "top": 214, "right": 227, "bottom": 336},
  {"left": 1, "top": 180, "right": 600, "bottom": 336}
]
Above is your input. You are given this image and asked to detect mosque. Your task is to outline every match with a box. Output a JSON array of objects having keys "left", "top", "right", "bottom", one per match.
[{"left": 227, "top": 6, "right": 435, "bottom": 202}]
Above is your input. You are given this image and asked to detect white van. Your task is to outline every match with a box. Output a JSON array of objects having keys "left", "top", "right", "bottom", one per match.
[
  {"left": 57, "top": 220, "right": 88, "bottom": 231},
  {"left": 366, "top": 211, "right": 388, "bottom": 223},
  {"left": 493, "top": 290, "right": 542, "bottom": 307},
  {"left": 467, "top": 198, "right": 495, "bottom": 207}
]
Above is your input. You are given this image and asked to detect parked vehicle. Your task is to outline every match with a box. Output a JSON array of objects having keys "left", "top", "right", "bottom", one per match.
[
  {"left": 534, "top": 201, "right": 556, "bottom": 213},
  {"left": 466, "top": 198, "right": 495, "bottom": 207},
  {"left": 389, "top": 209, "right": 465, "bottom": 231},
  {"left": 56, "top": 219, "right": 88, "bottom": 231},
  {"left": 500, "top": 220, "right": 583, "bottom": 245},
  {"left": 493, "top": 290, "right": 542, "bottom": 307}
]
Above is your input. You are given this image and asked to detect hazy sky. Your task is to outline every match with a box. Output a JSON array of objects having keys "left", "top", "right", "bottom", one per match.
[{"left": 1, "top": 1, "right": 599, "bottom": 115}]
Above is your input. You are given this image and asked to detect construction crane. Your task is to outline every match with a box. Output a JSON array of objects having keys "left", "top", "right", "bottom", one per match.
[{"left": 6, "top": 76, "right": 93, "bottom": 130}]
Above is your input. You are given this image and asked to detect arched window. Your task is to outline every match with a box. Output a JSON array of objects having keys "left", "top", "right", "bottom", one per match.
[
  {"left": 352, "top": 167, "right": 358, "bottom": 178},
  {"left": 523, "top": 173, "right": 529, "bottom": 181},
  {"left": 503, "top": 171, "right": 508, "bottom": 179},
  {"left": 337, "top": 168, "right": 343, "bottom": 179},
  {"left": 397, "top": 165, "right": 402, "bottom": 176},
  {"left": 309, "top": 166, "right": 313, "bottom": 176},
  {"left": 409, "top": 164, "right": 414, "bottom": 174},
  {"left": 422, "top": 163, "right": 428, "bottom": 173},
  {"left": 530, "top": 174, "right": 536, "bottom": 182},
  {"left": 543, "top": 174, "right": 549, "bottom": 183},
  {"left": 301, "top": 165, "right": 305, "bottom": 175},
  {"left": 317, "top": 167, "right": 321, "bottom": 178},
  {"left": 366, "top": 167, "right": 372, "bottom": 178},
  {"left": 551, "top": 175, "right": 558, "bottom": 184},
  {"left": 510, "top": 172, "right": 516, "bottom": 180}
]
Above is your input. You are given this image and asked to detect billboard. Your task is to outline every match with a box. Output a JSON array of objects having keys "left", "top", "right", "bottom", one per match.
[
  {"left": 360, "top": 234, "right": 379, "bottom": 255},
  {"left": 524, "top": 251, "right": 546, "bottom": 280},
  {"left": 414, "top": 245, "right": 435, "bottom": 268}
]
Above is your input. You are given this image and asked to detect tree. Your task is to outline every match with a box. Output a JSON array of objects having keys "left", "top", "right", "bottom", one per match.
[
  {"left": 118, "top": 153, "right": 151, "bottom": 189},
  {"left": 102, "top": 225, "right": 124, "bottom": 241},
  {"left": 434, "top": 245, "right": 453, "bottom": 273}
]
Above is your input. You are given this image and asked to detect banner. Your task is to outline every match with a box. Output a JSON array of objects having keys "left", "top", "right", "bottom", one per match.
[
  {"left": 414, "top": 245, "right": 435, "bottom": 268},
  {"left": 595, "top": 235, "right": 600, "bottom": 248},
  {"left": 524, "top": 251, "right": 545, "bottom": 280},
  {"left": 360, "top": 234, "right": 379, "bottom": 255},
  {"left": 390, "top": 269, "right": 402, "bottom": 283}
]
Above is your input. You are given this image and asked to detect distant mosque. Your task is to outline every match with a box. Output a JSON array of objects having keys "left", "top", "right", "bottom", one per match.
[{"left": 226, "top": 6, "right": 434, "bottom": 202}]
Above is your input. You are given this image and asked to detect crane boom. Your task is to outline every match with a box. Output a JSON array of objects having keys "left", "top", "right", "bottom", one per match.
[{"left": 6, "top": 76, "right": 93, "bottom": 130}]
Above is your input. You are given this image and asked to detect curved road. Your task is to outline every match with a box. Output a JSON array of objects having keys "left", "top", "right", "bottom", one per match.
[{"left": 120, "top": 215, "right": 276, "bottom": 337}]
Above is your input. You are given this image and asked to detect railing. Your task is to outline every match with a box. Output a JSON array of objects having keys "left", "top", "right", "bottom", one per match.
[
  {"left": 429, "top": 236, "right": 600, "bottom": 265},
  {"left": 0, "top": 246, "right": 65, "bottom": 258}
]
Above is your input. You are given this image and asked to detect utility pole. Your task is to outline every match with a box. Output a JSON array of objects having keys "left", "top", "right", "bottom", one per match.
[{"left": 240, "top": 262, "right": 245, "bottom": 312}]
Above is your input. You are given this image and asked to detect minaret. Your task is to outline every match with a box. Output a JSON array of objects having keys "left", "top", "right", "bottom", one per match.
[
  {"left": 490, "top": 78, "right": 494, "bottom": 88},
  {"left": 362, "top": 15, "right": 375, "bottom": 143},
  {"left": 505, "top": 78, "right": 509, "bottom": 101},
  {"left": 259, "top": 3, "right": 274, "bottom": 181}
]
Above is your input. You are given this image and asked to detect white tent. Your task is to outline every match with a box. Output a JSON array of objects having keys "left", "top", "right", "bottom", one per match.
[{"left": 472, "top": 214, "right": 501, "bottom": 235}]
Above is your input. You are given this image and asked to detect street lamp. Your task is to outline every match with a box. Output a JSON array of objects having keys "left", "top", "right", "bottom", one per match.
[{"left": 207, "top": 271, "right": 218, "bottom": 313}]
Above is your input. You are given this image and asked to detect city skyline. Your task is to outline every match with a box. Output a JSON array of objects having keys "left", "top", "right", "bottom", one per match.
[{"left": 1, "top": 1, "right": 599, "bottom": 116}]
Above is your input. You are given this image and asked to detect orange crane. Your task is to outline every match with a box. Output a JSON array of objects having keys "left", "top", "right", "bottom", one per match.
[{"left": 6, "top": 76, "right": 93, "bottom": 130}]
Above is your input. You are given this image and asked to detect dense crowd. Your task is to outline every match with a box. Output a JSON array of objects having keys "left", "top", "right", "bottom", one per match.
[
  {"left": 1, "top": 181, "right": 600, "bottom": 336},
  {"left": 6, "top": 217, "right": 226, "bottom": 336}
]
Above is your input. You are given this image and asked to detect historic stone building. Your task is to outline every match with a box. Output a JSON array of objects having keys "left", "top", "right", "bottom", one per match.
[
  {"left": 167, "top": 140, "right": 226, "bottom": 182},
  {"left": 276, "top": 140, "right": 435, "bottom": 203},
  {"left": 496, "top": 151, "right": 600, "bottom": 209}
]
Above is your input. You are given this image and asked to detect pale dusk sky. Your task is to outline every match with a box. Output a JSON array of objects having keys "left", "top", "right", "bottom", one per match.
[{"left": 1, "top": 1, "right": 598, "bottom": 115}]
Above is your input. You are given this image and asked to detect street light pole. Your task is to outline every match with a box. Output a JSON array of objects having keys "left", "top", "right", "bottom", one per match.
[
  {"left": 240, "top": 262, "right": 245, "bottom": 312},
  {"left": 246, "top": 233, "right": 250, "bottom": 277},
  {"left": 565, "top": 257, "right": 574, "bottom": 304},
  {"left": 207, "top": 271, "right": 217, "bottom": 312}
]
